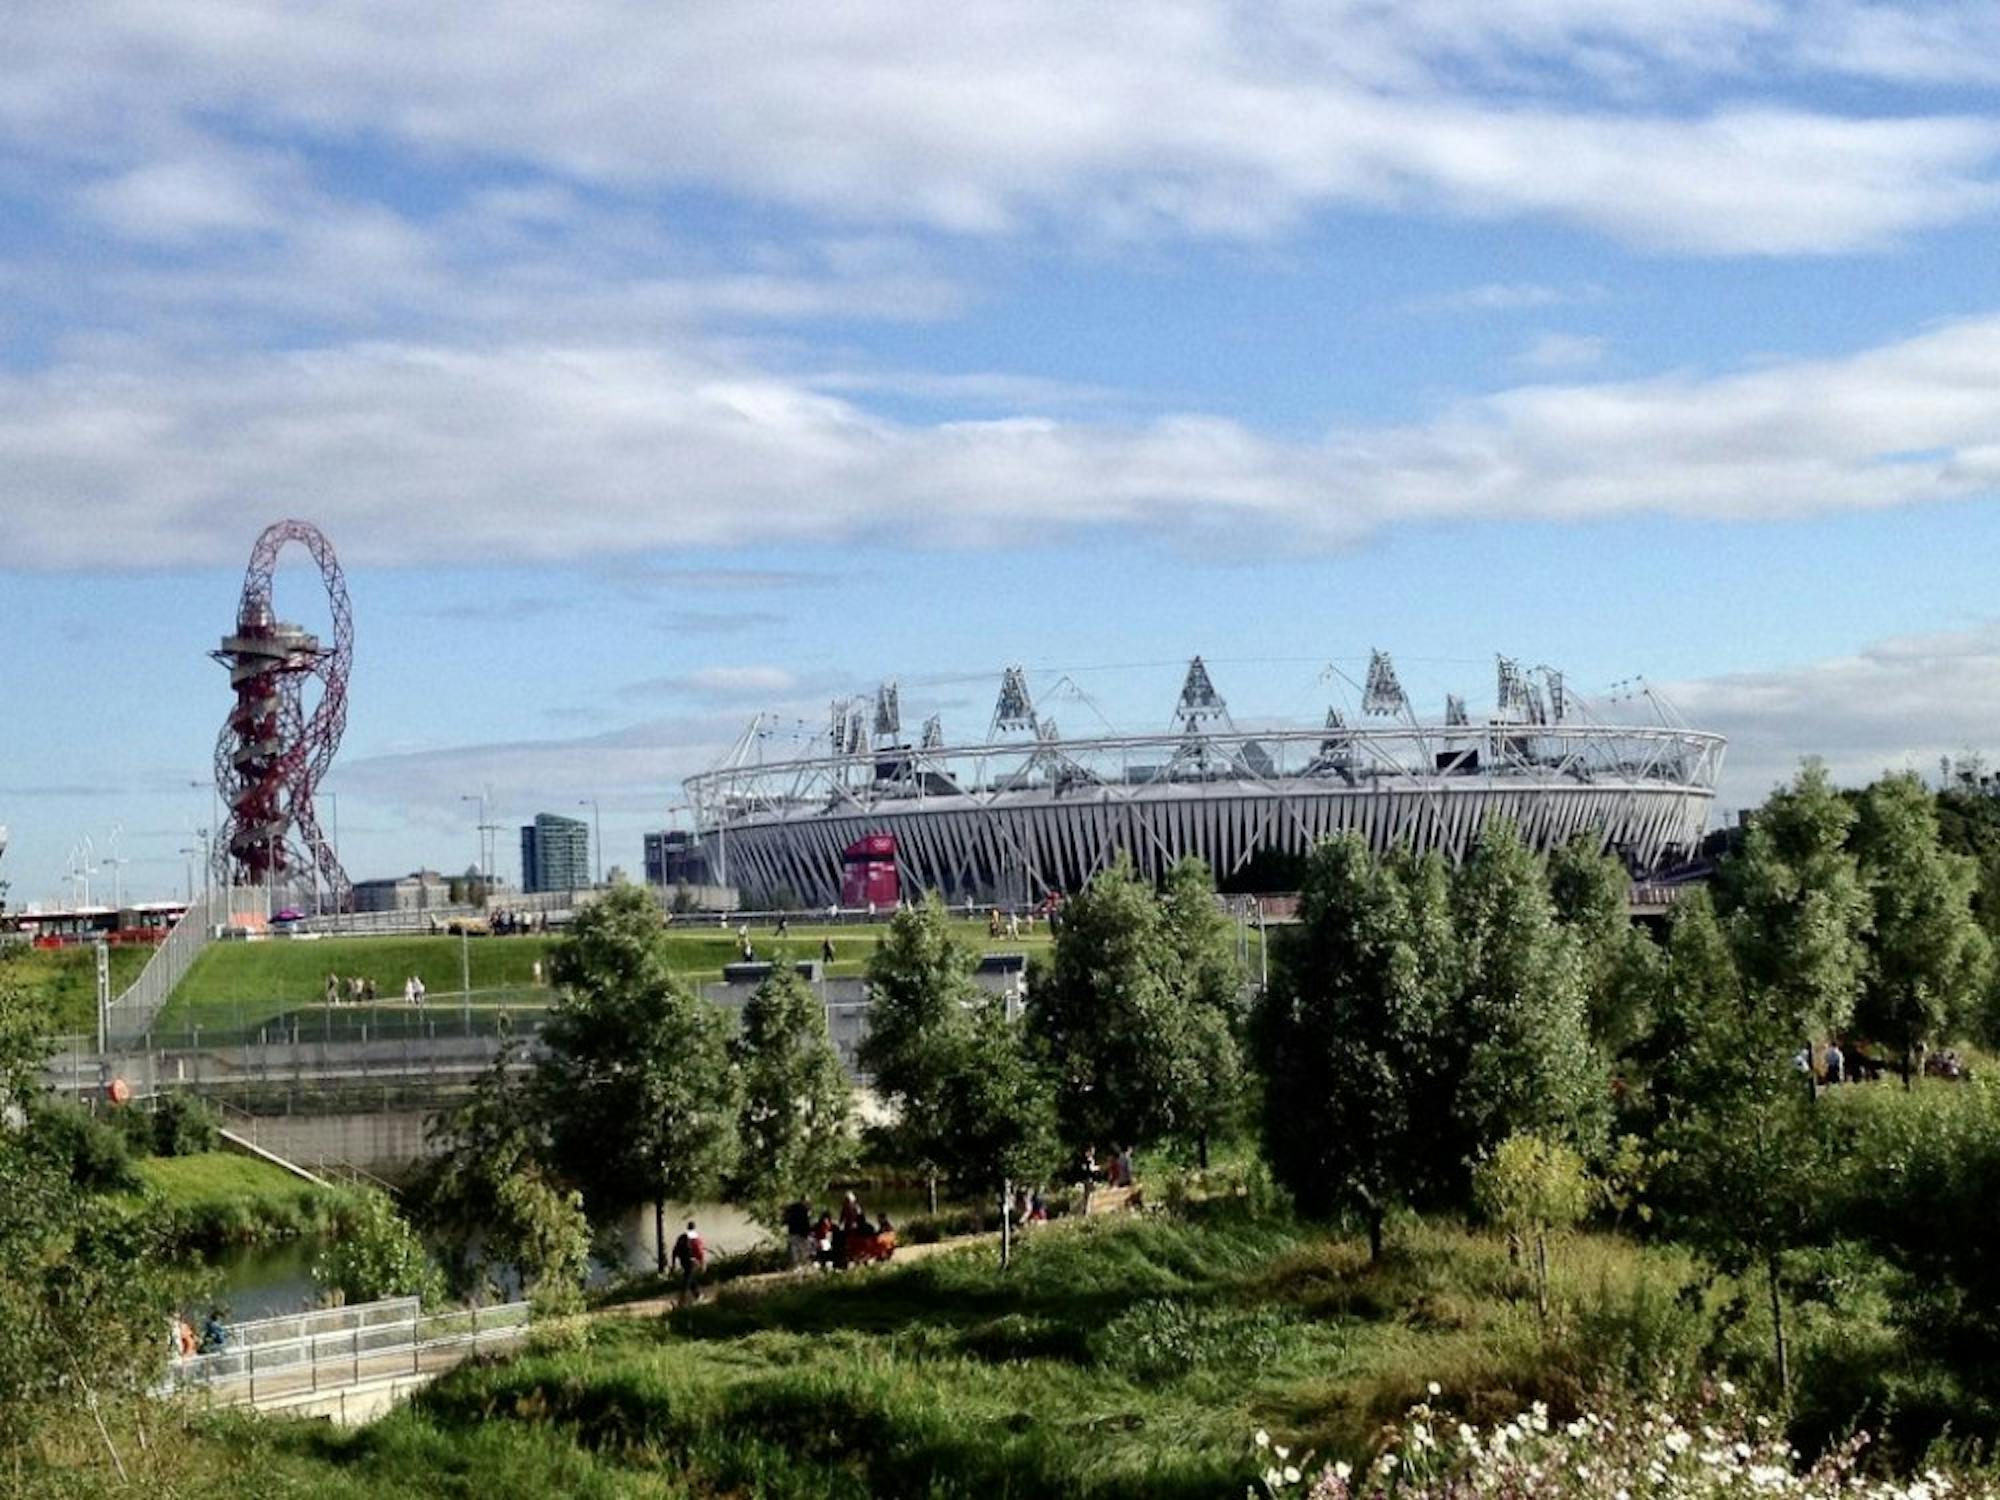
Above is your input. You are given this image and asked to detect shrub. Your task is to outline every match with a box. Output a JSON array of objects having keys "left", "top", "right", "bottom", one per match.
[
  {"left": 316, "top": 1190, "right": 445, "bottom": 1307},
  {"left": 31, "top": 1100, "right": 139, "bottom": 1192},
  {"left": 151, "top": 1093, "right": 219, "bottom": 1157}
]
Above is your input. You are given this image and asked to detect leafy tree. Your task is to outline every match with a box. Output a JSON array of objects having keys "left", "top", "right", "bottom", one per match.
[
  {"left": 1650, "top": 877, "right": 1830, "bottom": 1399},
  {"left": 538, "top": 883, "right": 739, "bottom": 1271},
  {"left": 1640, "top": 888, "right": 1746, "bottom": 1118},
  {"left": 0, "top": 959, "right": 185, "bottom": 1480},
  {"left": 730, "top": 967, "right": 854, "bottom": 1223},
  {"left": 1156, "top": 857, "right": 1249, "bottom": 1165},
  {"left": 1258, "top": 833, "right": 1453, "bottom": 1259},
  {"left": 1452, "top": 822, "right": 1608, "bottom": 1163},
  {"left": 317, "top": 1189, "right": 446, "bottom": 1307},
  {"left": 1473, "top": 1132, "right": 1594, "bottom": 1322},
  {"left": 1658, "top": 1022, "right": 1828, "bottom": 1401},
  {"left": 934, "top": 998, "right": 1060, "bottom": 1266},
  {"left": 860, "top": 894, "right": 979, "bottom": 1210},
  {"left": 1030, "top": 856, "right": 1227, "bottom": 1158},
  {"left": 1853, "top": 772, "right": 1991, "bottom": 1084},
  {"left": 411, "top": 1051, "right": 589, "bottom": 1307},
  {"left": 1548, "top": 834, "right": 1661, "bottom": 1057},
  {"left": 1718, "top": 760, "right": 1872, "bottom": 1045}
]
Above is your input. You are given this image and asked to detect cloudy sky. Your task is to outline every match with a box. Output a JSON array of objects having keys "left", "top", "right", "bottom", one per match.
[{"left": 4, "top": 1, "right": 2000, "bottom": 902}]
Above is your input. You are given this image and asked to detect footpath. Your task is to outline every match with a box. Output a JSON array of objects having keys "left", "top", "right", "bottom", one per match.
[{"left": 603, "top": 1185, "right": 1142, "bottom": 1322}]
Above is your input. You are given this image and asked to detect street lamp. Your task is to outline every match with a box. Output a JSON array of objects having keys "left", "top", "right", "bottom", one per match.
[{"left": 578, "top": 798, "right": 602, "bottom": 887}]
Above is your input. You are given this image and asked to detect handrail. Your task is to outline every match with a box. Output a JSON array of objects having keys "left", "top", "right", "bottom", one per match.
[{"left": 168, "top": 1301, "right": 532, "bottom": 1404}]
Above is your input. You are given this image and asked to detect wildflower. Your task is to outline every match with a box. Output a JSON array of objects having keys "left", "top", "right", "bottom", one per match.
[
  {"left": 1255, "top": 1430, "right": 1270, "bottom": 1449},
  {"left": 1283, "top": 1467, "right": 1300, "bottom": 1484},
  {"left": 1427, "top": 1381, "right": 1442, "bottom": 1396}
]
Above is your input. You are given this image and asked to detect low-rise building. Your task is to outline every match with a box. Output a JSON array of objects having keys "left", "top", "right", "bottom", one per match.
[{"left": 350, "top": 870, "right": 451, "bottom": 913}]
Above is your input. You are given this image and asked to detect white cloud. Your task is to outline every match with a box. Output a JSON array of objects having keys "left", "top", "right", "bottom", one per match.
[
  {"left": 1514, "top": 331, "right": 1610, "bottom": 370},
  {"left": 8, "top": 2, "right": 1999, "bottom": 254},
  {"left": 5, "top": 312, "right": 2000, "bottom": 569},
  {"left": 622, "top": 665, "right": 802, "bottom": 700},
  {"left": 1406, "top": 282, "right": 1607, "bottom": 314},
  {"left": 1671, "top": 621, "right": 2000, "bottom": 807}
]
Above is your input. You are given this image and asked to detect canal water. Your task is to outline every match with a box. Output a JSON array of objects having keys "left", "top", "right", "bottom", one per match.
[{"left": 211, "top": 1187, "right": 938, "bottom": 1318}]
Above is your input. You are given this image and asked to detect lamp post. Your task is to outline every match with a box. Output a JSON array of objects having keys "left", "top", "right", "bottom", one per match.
[
  {"left": 459, "top": 790, "right": 494, "bottom": 900},
  {"left": 578, "top": 798, "right": 602, "bottom": 887}
]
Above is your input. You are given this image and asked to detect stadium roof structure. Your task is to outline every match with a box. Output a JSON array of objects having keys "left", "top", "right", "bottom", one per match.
[{"left": 683, "top": 655, "right": 1724, "bottom": 907}]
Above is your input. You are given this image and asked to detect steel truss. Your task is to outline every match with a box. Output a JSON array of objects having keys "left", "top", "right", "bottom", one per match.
[{"left": 685, "top": 719, "right": 1724, "bottom": 907}]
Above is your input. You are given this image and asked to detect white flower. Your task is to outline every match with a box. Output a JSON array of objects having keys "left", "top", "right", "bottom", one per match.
[
  {"left": 1428, "top": 1381, "right": 1442, "bottom": 1396},
  {"left": 1255, "top": 1430, "right": 1270, "bottom": 1449},
  {"left": 1719, "top": 1379, "right": 1736, "bottom": 1397},
  {"left": 1275, "top": 1446, "right": 1290, "bottom": 1462},
  {"left": 1332, "top": 1462, "right": 1351, "bottom": 1482},
  {"left": 1283, "top": 1467, "right": 1301, "bottom": 1484}
]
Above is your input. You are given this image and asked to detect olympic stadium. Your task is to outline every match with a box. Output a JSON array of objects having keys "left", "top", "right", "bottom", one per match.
[{"left": 682, "top": 656, "right": 1725, "bottom": 908}]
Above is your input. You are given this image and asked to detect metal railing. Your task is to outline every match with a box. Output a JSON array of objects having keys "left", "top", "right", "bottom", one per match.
[{"left": 169, "top": 1300, "right": 531, "bottom": 1406}]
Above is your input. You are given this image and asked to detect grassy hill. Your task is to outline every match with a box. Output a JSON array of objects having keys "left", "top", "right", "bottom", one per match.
[
  {"left": 146, "top": 919, "right": 1063, "bottom": 1039},
  {"left": 2, "top": 942, "right": 153, "bottom": 1034}
]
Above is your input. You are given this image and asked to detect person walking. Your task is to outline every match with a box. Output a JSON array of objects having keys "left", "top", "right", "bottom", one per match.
[
  {"left": 1824, "top": 1038, "right": 1846, "bottom": 1086},
  {"left": 784, "top": 1196, "right": 813, "bottom": 1270},
  {"left": 670, "top": 1220, "right": 707, "bottom": 1306}
]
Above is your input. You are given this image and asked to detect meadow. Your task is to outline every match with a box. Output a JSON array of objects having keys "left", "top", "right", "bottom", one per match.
[{"left": 35, "top": 1208, "right": 1794, "bottom": 1499}]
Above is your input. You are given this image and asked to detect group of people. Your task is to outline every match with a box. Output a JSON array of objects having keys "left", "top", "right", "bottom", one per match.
[
  {"left": 1798, "top": 1038, "right": 1973, "bottom": 1086},
  {"left": 1081, "top": 1144, "right": 1137, "bottom": 1191},
  {"left": 168, "top": 1310, "right": 229, "bottom": 1359},
  {"left": 325, "top": 973, "right": 377, "bottom": 1005},
  {"left": 783, "top": 1191, "right": 896, "bottom": 1273},
  {"left": 401, "top": 974, "right": 429, "bottom": 1007}
]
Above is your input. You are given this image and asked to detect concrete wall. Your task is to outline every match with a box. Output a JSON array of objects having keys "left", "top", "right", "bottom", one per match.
[{"left": 232, "top": 1109, "right": 436, "bottom": 1175}]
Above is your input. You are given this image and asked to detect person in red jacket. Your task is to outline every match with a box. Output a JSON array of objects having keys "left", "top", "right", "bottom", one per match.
[{"left": 670, "top": 1220, "right": 707, "bottom": 1306}]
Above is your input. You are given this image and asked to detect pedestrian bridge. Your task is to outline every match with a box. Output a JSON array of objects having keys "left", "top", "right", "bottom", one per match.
[{"left": 166, "top": 1296, "right": 532, "bottom": 1424}]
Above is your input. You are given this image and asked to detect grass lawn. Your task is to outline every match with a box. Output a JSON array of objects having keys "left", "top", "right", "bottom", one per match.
[
  {"left": 149, "top": 920, "right": 1067, "bottom": 1037},
  {"left": 3, "top": 942, "right": 153, "bottom": 1034},
  {"left": 133, "top": 1151, "right": 351, "bottom": 1248},
  {"left": 94, "top": 1212, "right": 1728, "bottom": 1498}
]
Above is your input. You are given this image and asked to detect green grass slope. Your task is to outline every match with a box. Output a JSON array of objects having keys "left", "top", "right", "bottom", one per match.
[{"left": 82, "top": 1213, "right": 1722, "bottom": 1499}]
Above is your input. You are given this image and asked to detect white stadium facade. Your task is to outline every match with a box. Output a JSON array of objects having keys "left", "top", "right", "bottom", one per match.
[{"left": 682, "top": 656, "right": 1725, "bottom": 909}]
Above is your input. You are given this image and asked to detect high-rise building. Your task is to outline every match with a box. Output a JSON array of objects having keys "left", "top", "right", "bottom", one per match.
[{"left": 520, "top": 813, "right": 590, "bottom": 894}]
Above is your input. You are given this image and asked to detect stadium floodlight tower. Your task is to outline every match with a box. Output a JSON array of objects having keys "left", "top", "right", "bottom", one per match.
[{"left": 211, "top": 520, "right": 352, "bottom": 913}]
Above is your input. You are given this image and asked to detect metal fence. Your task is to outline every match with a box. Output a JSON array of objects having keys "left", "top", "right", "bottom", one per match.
[
  {"left": 168, "top": 1300, "right": 531, "bottom": 1406},
  {"left": 104, "top": 889, "right": 265, "bottom": 1045}
]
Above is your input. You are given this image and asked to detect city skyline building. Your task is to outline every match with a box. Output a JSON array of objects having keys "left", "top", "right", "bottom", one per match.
[{"left": 520, "top": 812, "right": 590, "bottom": 894}]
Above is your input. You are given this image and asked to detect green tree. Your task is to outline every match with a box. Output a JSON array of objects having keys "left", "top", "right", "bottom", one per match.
[
  {"left": 860, "top": 894, "right": 979, "bottom": 1211},
  {"left": 1659, "top": 1024, "right": 1828, "bottom": 1401},
  {"left": 1853, "top": 772, "right": 1991, "bottom": 1084},
  {"left": 538, "top": 884, "right": 739, "bottom": 1272},
  {"left": 1548, "top": 834, "right": 1661, "bottom": 1057},
  {"left": 411, "top": 1051, "right": 590, "bottom": 1308},
  {"left": 1258, "top": 834, "right": 1452, "bottom": 1259},
  {"left": 731, "top": 967, "right": 855, "bottom": 1223},
  {"left": 1472, "top": 1131, "right": 1594, "bottom": 1322},
  {"left": 1030, "top": 856, "right": 1224, "bottom": 1158},
  {"left": 935, "top": 998, "right": 1061, "bottom": 1268},
  {"left": 1157, "top": 857, "right": 1249, "bottom": 1165},
  {"left": 1641, "top": 888, "right": 1746, "bottom": 1118},
  {"left": 0, "top": 958, "right": 184, "bottom": 1480},
  {"left": 1719, "top": 760, "right": 1872, "bottom": 1046},
  {"left": 317, "top": 1189, "right": 446, "bottom": 1307},
  {"left": 1452, "top": 822, "right": 1608, "bottom": 1163}
]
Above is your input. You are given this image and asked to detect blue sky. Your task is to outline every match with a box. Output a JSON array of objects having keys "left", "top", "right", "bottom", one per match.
[{"left": 5, "top": 1, "right": 2000, "bottom": 903}]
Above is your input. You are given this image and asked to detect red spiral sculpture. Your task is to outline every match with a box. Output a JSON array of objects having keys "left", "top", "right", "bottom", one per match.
[{"left": 212, "top": 520, "right": 352, "bottom": 906}]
